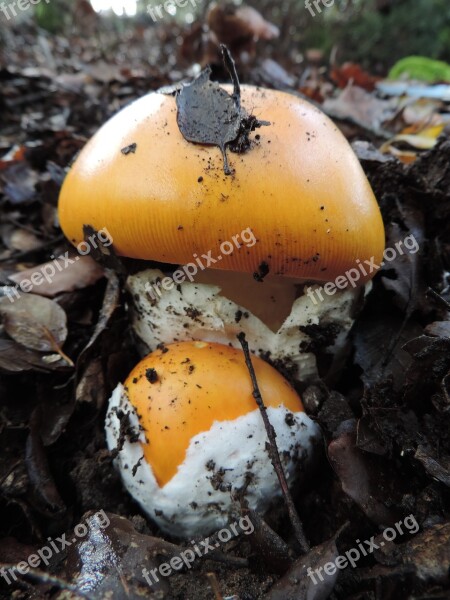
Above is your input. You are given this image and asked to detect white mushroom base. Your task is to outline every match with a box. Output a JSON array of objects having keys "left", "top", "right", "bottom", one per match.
[{"left": 105, "top": 384, "right": 321, "bottom": 538}]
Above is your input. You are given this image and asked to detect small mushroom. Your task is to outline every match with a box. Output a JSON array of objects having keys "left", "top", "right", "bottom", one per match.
[
  {"left": 58, "top": 83, "right": 385, "bottom": 379},
  {"left": 105, "top": 340, "right": 320, "bottom": 537}
]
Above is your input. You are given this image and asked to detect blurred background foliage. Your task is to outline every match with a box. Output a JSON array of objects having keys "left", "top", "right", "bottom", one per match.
[
  {"left": 5, "top": 0, "right": 450, "bottom": 71},
  {"left": 300, "top": 0, "right": 450, "bottom": 68}
]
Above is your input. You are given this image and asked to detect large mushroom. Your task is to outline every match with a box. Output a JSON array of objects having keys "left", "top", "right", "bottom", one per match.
[{"left": 58, "top": 77, "right": 385, "bottom": 381}]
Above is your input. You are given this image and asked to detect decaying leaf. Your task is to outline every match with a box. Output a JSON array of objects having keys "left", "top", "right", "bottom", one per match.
[
  {"left": 414, "top": 445, "right": 450, "bottom": 487},
  {"left": 264, "top": 535, "right": 340, "bottom": 600},
  {"left": 25, "top": 408, "right": 66, "bottom": 518},
  {"left": 0, "top": 161, "right": 39, "bottom": 204},
  {"left": 0, "top": 338, "right": 67, "bottom": 372},
  {"left": 400, "top": 521, "right": 450, "bottom": 583},
  {"left": 76, "top": 356, "right": 105, "bottom": 407},
  {"left": 0, "top": 293, "right": 68, "bottom": 353},
  {"left": 323, "top": 84, "right": 398, "bottom": 134},
  {"left": 380, "top": 125, "right": 445, "bottom": 162},
  {"left": 63, "top": 512, "right": 178, "bottom": 598},
  {"left": 175, "top": 46, "right": 269, "bottom": 174},
  {"left": 328, "top": 422, "right": 404, "bottom": 526},
  {"left": 245, "top": 509, "right": 294, "bottom": 574},
  {"left": 9, "top": 254, "right": 104, "bottom": 298}
]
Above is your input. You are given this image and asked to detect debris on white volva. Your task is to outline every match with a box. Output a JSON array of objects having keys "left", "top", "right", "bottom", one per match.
[
  {"left": 105, "top": 383, "right": 321, "bottom": 538},
  {"left": 126, "top": 268, "right": 369, "bottom": 382}
]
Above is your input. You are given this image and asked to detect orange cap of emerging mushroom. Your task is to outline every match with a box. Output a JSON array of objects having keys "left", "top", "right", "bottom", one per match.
[
  {"left": 124, "top": 340, "right": 303, "bottom": 487},
  {"left": 58, "top": 85, "right": 385, "bottom": 283}
]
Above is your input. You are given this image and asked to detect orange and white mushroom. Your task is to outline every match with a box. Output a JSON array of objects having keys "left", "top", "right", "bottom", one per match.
[{"left": 105, "top": 341, "right": 320, "bottom": 536}]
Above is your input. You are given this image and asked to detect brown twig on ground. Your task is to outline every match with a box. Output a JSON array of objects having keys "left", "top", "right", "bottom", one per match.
[
  {"left": 427, "top": 287, "right": 450, "bottom": 311},
  {"left": 237, "top": 332, "right": 310, "bottom": 554},
  {"left": 206, "top": 572, "right": 223, "bottom": 600},
  {"left": 0, "top": 563, "right": 93, "bottom": 599}
]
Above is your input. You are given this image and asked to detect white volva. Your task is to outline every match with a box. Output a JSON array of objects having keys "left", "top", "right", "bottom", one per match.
[{"left": 105, "top": 384, "right": 321, "bottom": 537}]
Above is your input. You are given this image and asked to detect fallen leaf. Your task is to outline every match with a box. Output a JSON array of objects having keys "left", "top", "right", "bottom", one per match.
[
  {"left": 263, "top": 535, "right": 340, "bottom": 600},
  {"left": 64, "top": 512, "right": 177, "bottom": 598},
  {"left": 377, "top": 81, "right": 450, "bottom": 101},
  {"left": 0, "top": 293, "right": 68, "bottom": 352},
  {"left": 414, "top": 445, "right": 450, "bottom": 487},
  {"left": 323, "top": 84, "right": 398, "bottom": 133},
  {"left": 25, "top": 408, "right": 66, "bottom": 518},
  {"left": 9, "top": 254, "right": 104, "bottom": 298},
  {"left": 388, "top": 56, "right": 450, "bottom": 83},
  {"left": 425, "top": 321, "right": 450, "bottom": 338},
  {"left": 400, "top": 521, "right": 450, "bottom": 583},
  {"left": 328, "top": 422, "right": 404, "bottom": 526},
  {"left": 0, "top": 338, "right": 67, "bottom": 372},
  {"left": 380, "top": 125, "right": 445, "bottom": 159},
  {"left": 245, "top": 509, "right": 294, "bottom": 574},
  {"left": 7, "top": 229, "right": 42, "bottom": 252},
  {"left": 175, "top": 47, "right": 268, "bottom": 174},
  {"left": 331, "top": 62, "right": 380, "bottom": 91},
  {"left": 381, "top": 206, "right": 424, "bottom": 317},
  {"left": 0, "top": 161, "right": 39, "bottom": 204}
]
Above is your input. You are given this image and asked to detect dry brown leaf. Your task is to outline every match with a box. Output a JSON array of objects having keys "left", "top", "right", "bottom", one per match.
[
  {"left": 9, "top": 254, "right": 104, "bottom": 298},
  {"left": 0, "top": 293, "right": 67, "bottom": 352}
]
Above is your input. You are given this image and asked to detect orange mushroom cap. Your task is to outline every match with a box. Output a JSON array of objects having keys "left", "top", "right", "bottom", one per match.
[
  {"left": 124, "top": 340, "right": 303, "bottom": 487},
  {"left": 58, "top": 84, "right": 385, "bottom": 284}
]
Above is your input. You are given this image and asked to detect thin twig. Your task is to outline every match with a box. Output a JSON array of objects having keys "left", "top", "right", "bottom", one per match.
[
  {"left": 237, "top": 332, "right": 310, "bottom": 553},
  {"left": 206, "top": 572, "right": 223, "bottom": 600},
  {"left": 42, "top": 325, "right": 74, "bottom": 367},
  {"left": 220, "top": 44, "right": 241, "bottom": 111},
  {"left": 427, "top": 287, "right": 450, "bottom": 311},
  {"left": 0, "top": 563, "right": 93, "bottom": 599}
]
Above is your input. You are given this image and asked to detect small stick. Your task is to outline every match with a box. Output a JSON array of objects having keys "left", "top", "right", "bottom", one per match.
[
  {"left": 427, "top": 287, "right": 450, "bottom": 311},
  {"left": 206, "top": 572, "right": 223, "bottom": 600},
  {"left": 220, "top": 44, "right": 241, "bottom": 111},
  {"left": 0, "top": 563, "right": 93, "bottom": 599},
  {"left": 237, "top": 332, "right": 310, "bottom": 553}
]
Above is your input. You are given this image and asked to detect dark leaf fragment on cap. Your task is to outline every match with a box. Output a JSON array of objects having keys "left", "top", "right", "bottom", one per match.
[{"left": 175, "top": 46, "right": 269, "bottom": 175}]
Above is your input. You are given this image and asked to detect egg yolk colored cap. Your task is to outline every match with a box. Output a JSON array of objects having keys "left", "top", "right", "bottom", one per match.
[
  {"left": 124, "top": 340, "right": 304, "bottom": 487},
  {"left": 58, "top": 85, "right": 385, "bottom": 285}
]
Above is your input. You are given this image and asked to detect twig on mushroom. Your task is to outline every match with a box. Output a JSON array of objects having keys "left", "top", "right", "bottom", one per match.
[
  {"left": 237, "top": 332, "right": 310, "bottom": 553},
  {"left": 220, "top": 44, "right": 240, "bottom": 112}
]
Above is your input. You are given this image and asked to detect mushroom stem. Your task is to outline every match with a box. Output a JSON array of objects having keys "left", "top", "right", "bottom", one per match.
[
  {"left": 237, "top": 332, "right": 310, "bottom": 554},
  {"left": 194, "top": 269, "right": 302, "bottom": 333}
]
